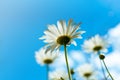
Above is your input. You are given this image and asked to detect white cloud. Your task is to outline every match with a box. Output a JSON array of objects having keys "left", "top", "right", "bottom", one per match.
[
  {"left": 69, "top": 50, "right": 86, "bottom": 65},
  {"left": 105, "top": 51, "right": 120, "bottom": 69},
  {"left": 110, "top": 70, "right": 120, "bottom": 80},
  {"left": 108, "top": 23, "right": 120, "bottom": 37},
  {"left": 108, "top": 23, "right": 120, "bottom": 51},
  {"left": 106, "top": 23, "right": 120, "bottom": 69}
]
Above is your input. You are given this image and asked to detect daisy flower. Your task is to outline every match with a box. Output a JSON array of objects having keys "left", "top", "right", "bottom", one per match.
[
  {"left": 49, "top": 70, "right": 68, "bottom": 80},
  {"left": 82, "top": 35, "right": 108, "bottom": 53},
  {"left": 40, "top": 19, "right": 85, "bottom": 51},
  {"left": 77, "top": 64, "right": 96, "bottom": 79},
  {"left": 35, "top": 48, "right": 59, "bottom": 65}
]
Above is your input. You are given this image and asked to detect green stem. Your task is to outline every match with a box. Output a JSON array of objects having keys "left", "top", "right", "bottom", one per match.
[
  {"left": 97, "top": 51, "right": 107, "bottom": 80},
  {"left": 99, "top": 59, "right": 107, "bottom": 80},
  {"left": 102, "top": 60, "right": 114, "bottom": 80},
  {"left": 64, "top": 45, "right": 72, "bottom": 80},
  {"left": 46, "top": 64, "right": 49, "bottom": 80},
  {"left": 86, "top": 78, "right": 89, "bottom": 80}
]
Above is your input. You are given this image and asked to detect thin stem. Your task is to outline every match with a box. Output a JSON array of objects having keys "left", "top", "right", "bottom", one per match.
[
  {"left": 70, "top": 68, "right": 75, "bottom": 80},
  {"left": 46, "top": 64, "right": 49, "bottom": 80},
  {"left": 97, "top": 51, "right": 107, "bottom": 80},
  {"left": 86, "top": 78, "right": 89, "bottom": 80},
  {"left": 102, "top": 60, "right": 114, "bottom": 80},
  {"left": 71, "top": 74, "right": 74, "bottom": 80},
  {"left": 64, "top": 45, "right": 72, "bottom": 80},
  {"left": 99, "top": 59, "right": 107, "bottom": 80}
]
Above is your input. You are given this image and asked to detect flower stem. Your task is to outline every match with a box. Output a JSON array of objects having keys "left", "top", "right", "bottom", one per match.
[
  {"left": 97, "top": 51, "right": 107, "bottom": 80},
  {"left": 99, "top": 59, "right": 107, "bottom": 80},
  {"left": 64, "top": 45, "right": 72, "bottom": 80},
  {"left": 86, "top": 78, "right": 89, "bottom": 80},
  {"left": 46, "top": 64, "right": 49, "bottom": 80},
  {"left": 102, "top": 60, "right": 114, "bottom": 80},
  {"left": 98, "top": 51, "right": 107, "bottom": 80}
]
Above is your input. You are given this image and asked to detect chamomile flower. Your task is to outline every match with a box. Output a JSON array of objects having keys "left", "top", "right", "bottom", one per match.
[
  {"left": 49, "top": 70, "right": 68, "bottom": 80},
  {"left": 35, "top": 48, "right": 59, "bottom": 65},
  {"left": 77, "top": 64, "right": 95, "bottom": 79},
  {"left": 40, "top": 19, "right": 85, "bottom": 51},
  {"left": 82, "top": 35, "right": 108, "bottom": 53}
]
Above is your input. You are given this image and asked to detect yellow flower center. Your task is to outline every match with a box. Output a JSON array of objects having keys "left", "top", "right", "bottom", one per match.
[
  {"left": 70, "top": 68, "right": 74, "bottom": 75},
  {"left": 99, "top": 54, "right": 105, "bottom": 60},
  {"left": 44, "top": 59, "right": 53, "bottom": 64},
  {"left": 60, "top": 77, "right": 64, "bottom": 80},
  {"left": 93, "top": 46, "right": 102, "bottom": 51},
  {"left": 57, "top": 35, "right": 71, "bottom": 45},
  {"left": 84, "top": 73, "right": 92, "bottom": 78}
]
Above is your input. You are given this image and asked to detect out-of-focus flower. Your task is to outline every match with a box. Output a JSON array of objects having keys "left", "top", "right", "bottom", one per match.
[
  {"left": 40, "top": 19, "right": 85, "bottom": 51},
  {"left": 77, "top": 63, "right": 96, "bottom": 79},
  {"left": 49, "top": 70, "right": 68, "bottom": 80},
  {"left": 82, "top": 35, "right": 108, "bottom": 53},
  {"left": 35, "top": 48, "right": 59, "bottom": 65}
]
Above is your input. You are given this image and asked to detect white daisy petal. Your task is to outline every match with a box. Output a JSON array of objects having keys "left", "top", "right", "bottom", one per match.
[
  {"left": 71, "top": 31, "right": 85, "bottom": 39},
  {"left": 70, "top": 23, "right": 81, "bottom": 35},
  {"left": 57, "top": 21, "right": 64, "bottom": 35},
  {"left": 66, "top": 19, "right": 73, "bottom": 35},
  {"left": 44, "top": 30, "right": 56, "bottom": 39},
  {"left": 60, "top": 20, "right": 67, "bottom": 34},
  {"left": 71, "top": 40, "right": 77, "bottom": 46},
  {"left": 48, "top": 24, "right": 60, "bottom": 36}
]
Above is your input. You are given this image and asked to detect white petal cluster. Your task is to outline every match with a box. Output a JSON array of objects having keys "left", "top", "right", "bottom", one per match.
[
  {"left": 49, "top": 70, "right": 68, "bottom": 80},
  {"left": 82, "top": 35, "right": 108, "bottom": 53},
  {"left": 35, "top": 48, "right": 59, "bottom": 65},
  {"left": 40, "top": 19, "right": 85, "bottom": 51}
]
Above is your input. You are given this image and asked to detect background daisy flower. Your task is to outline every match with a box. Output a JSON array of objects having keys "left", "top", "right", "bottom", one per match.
[
  {"left": 35, "top": 48, "right": 59, "bottom": 66},
  {"left": 82, "top": 35, "right": 108, "bottom": 53},
  {"left": 49, "top": 70, "right": 68, "bottom": 80},
  {"left": 77, "top": 63, "right": 96, "bottom": 79}
]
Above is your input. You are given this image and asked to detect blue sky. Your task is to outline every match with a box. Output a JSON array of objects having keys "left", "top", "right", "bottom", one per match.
[{"left": 0, "top": 0, "right": 120, "bottom": 80}]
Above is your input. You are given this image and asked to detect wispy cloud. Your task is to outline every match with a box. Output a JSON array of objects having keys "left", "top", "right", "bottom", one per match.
[{"left": 108, "top": 23, "right": 120, "bottom": 51}]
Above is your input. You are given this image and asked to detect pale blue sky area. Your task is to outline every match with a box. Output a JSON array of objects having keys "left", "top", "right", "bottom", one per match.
[{"left": 0, "top": 0, "right": 120, "bottom": 80}]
